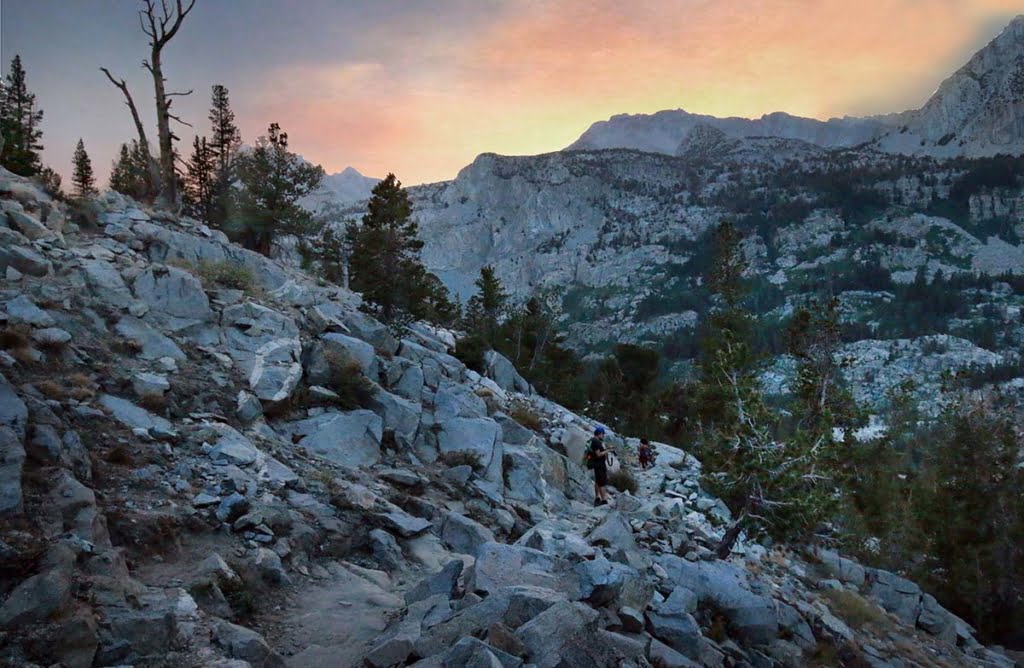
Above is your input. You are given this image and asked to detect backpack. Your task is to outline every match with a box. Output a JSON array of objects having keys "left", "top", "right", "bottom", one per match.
[{"left": 583, "top": 449, "right": 596, "bottom": 469}]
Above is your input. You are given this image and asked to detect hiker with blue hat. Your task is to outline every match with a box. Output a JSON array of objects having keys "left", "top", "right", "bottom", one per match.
[{"left": 588, "top": 425, "right": 611, "bottom": 506}]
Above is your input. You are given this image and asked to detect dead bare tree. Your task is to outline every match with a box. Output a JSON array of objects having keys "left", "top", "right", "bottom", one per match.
[
  {"left": 99, "top": 67, "right": 160, "bottom": 198},
  {"left": 139, "top": 0, "right": 197, "bottom": 208}
]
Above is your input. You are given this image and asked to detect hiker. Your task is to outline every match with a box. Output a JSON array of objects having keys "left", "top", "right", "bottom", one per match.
[
  {"left": 638, "top": 438, "right": 654, "bottom": 470},
  {"left": 589, "top": 426, "right": 611, "bottom": 506}
]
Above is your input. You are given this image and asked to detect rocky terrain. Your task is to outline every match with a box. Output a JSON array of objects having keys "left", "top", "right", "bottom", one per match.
[
  {"left": 569, "top": 16, "right": 1024, "bottom": 159},
  {"left": 1, "top": 166, "right": 1023, "bottom": 668}
]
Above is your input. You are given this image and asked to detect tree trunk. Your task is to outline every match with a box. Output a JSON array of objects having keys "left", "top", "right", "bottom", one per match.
[
  {"left": 150, "top": 49, "right": 177, "bottom": 208},
  {"left": 714, "top": 514, "right": 746, "bottom": 559}
]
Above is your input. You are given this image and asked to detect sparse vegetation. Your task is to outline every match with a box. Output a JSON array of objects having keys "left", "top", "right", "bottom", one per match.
[
  {"left": 509, "top": 401, "right": 542, "bottom": 431},
  {"left": 137, "top": 392, "right": 169, "bottom": 413},
  {"left": 823, "top": 589, "right": 889, "bottom": 629},
  {"left": 438, "top": 450, "right": 483, "bottom": 471},
  {"left": 34, "top": 379, "right": 66, "bottom": 400},
  {"left": 321, "top": 350, "right": 376, "bottom": 410}
]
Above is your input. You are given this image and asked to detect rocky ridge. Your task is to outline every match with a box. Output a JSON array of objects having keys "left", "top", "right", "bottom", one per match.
[
  {"left": 0, "top": 168, "right": 1019, "bottom": 667},
  {"left": 568, "top": 16, "right": 1024, "bottom": 159}
]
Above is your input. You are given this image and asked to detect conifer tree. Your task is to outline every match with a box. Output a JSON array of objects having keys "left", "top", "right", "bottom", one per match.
[
  {"left": 36, "top": 166, "right": 62, "bottom": 198},
  {"left": 184, "top": 135, "right": 215, "bottom": 221},
  {"left": 346, "top": 173, "right": 431, "bottom": 325},
  {"left": 464, "top": 265, "right": 509, "bottom": 344},
  {"left": 232, "top": 122, "right": 324, "bottom": 255},
  {"left": 207, "top": 84, "right": 241, "bottom": 227},
  {"left": 694, "top": 221, "right": 841, "bottom": 551},
  {"left": 71, "top": 138, "right": 97, "bottom": 199},
  {"left": 109, "top": 141, "right": 156, "bottom": 200},
  {"left": 0, "top": 55, "right": 44, "bottom": 176}
]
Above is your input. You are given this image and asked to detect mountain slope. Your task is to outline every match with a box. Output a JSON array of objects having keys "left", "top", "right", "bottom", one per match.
[
  {"left": 409, "top": 147, "right": 1024, "bottom": 407},
  {"left": 300, "top": 165, "right": 380, "bottom": 215},
  {"left": 0, "top": 168, "right": 1019, "bottom": 668}
]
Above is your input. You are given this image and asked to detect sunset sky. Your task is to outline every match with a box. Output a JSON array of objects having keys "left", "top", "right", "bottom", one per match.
[{"left": 2, "top": 0, "right": 1021, "bottom": 186}]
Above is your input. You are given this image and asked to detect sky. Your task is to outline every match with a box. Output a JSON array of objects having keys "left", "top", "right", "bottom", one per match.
[{"left": 1, "top": 0, "right": 1022, "bottom": 186}]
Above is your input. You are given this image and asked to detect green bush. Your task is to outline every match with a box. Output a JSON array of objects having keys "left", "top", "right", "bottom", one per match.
[
  {"left": 321, "top": 350, "right": 375, "bottom": 410},
  {"left": 196, "top": 260, "right": 257, "bottom": 293},
  {"left": 823, "top": 589, "right": 888, "bottom": 629},
  {"left": 439, "top": 450, "right": 483, "bottom": 471}
]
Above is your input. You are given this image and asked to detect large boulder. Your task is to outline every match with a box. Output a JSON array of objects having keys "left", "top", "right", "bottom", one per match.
[
  {"left": 441, "top": 512, "right": 496, "bottom": 556},
  {"left": 514, "top": 601, "right": 601, "bottom": 668},
  {"left": 483, "top": 350, "right": 531, "bottom": 394},
  {"left": 657, "top": 555, "right": 778, "bottom": 645},
  {"left": 502, "top": 445, "right": 551, "bottom": 507},
  {"left": 4, "top": 294, "right": 54, "bottom": 327},
  {"left": 134, "top": 264, "right": 213, "bottom": 331},
  {"left": 220, "top": 302, "right": 301, "bottom": 370},
  {"left": 309, "top": 332, "right": 377, "bottom": 379},
  {"left": 248, "top": 338, "right": 303, "bottom": 403},
  {"left": 335, "top": 306, "right": 400, "bottom": 356},
  {"left": 516, "top": 525, "right": 596, "bottom": 561},
  {"left": 0, "top": 564, "right": 72, "bottom": 628},
  {"left": 0, "top": 244, "right": 51, "bottom": 276},
  {"left": 0, "top": 374, "right": 27, "bottom": 516},
  {"left": 436, "top": 417, "right": 503, "bottom": 485},
  {"left": 80, "top": 259, "right": 135, "bottom": 308},
  {"left": 114, "top": 316, "right": 185, "bottom": 360},
  {"left": 440, "top": 637, "right": 523, "bottom": 668},
  {"left": 288, "top": 410, "right": 383, "bottom": 469},
  {"left": 5, "top": 209, "right": 52, "bottom": 240},
  {"left": 368, "top": 387, "right": 422, "bottom": 444},
  {"left": 434, "top": 382, "right": 488, "bottom": 421},
  {"left": 574, "top": 554, "right": 649, "bottom": 609},
  {"left": 865, "top": 568, "right": 923, "bottom": 625},
  {"left": 207, "top": 424, "right": 263, "bottom": 467},
  {"left": 468, "top": 542, "right": 576, "bottom": 598},
  {"left": 214, "top": 620, "right": 286, "bottom": 667},
  {"left": 647, "top": 588, "right": 703, "bottom": 657},
  {"left": 98, "top": 394, "right": 174, "bottom": 435},
  {"left": 406, "top": 560, "right": 464, "bottom": 605},
  {"left": 134, "top": 220, "right": 291, "bottom": 290},
  {"left": 814, "top": 548, "right": 866, "bottom": 587}
]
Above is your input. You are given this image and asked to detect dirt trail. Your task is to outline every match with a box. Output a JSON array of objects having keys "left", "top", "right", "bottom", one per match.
[{"left": 263, "top": 562, "right": 403, "bottom": 668}]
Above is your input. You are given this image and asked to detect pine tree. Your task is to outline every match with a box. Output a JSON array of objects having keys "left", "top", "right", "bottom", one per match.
[
  {"left": 302, "top": 225, "right": 349, "bottom": 286},
  {"left": 36, "top": 166, "right": 62, "bottom": 198},
  {"left": 71, "top": 138, "right": 97, "bottom": 199},
  {"left": 207, "top": 84, "right": 241, "bottom": 228},
  {"left": 0, "top": 55, "right": 44, "bottom": 176},
  {"left": 184, "top": 135, "right": 215, "bottom": 221},
  {"left": 109, "top": 143, "right": 134, "bottom": 195},
  {"left": 693, "top": 221, "right": 840, "bottom": 550},
  {"left": 109, "top": 141, "right": 156, "bottom": 201},
  {"left": 464, "top": 265, "right": 509, "bottom": 344},
  {"left": 346, "top": 173, "right": 431, "bottom": 325},
  {"left": 232, "top": 122, "right": 324, "bottom": 255},
  {"left": 915, "top": 392, "right": 1024, "bottom": 640}
]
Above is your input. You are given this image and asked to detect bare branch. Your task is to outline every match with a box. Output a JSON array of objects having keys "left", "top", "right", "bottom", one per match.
[{"left": 167, "top": 112, "right": 192, "bottom": 127}]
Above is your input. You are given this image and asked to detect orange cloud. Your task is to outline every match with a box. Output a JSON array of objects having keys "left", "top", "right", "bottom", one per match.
[{"left": 254, "top": 0, "right": 1022, "bottom": 185}]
